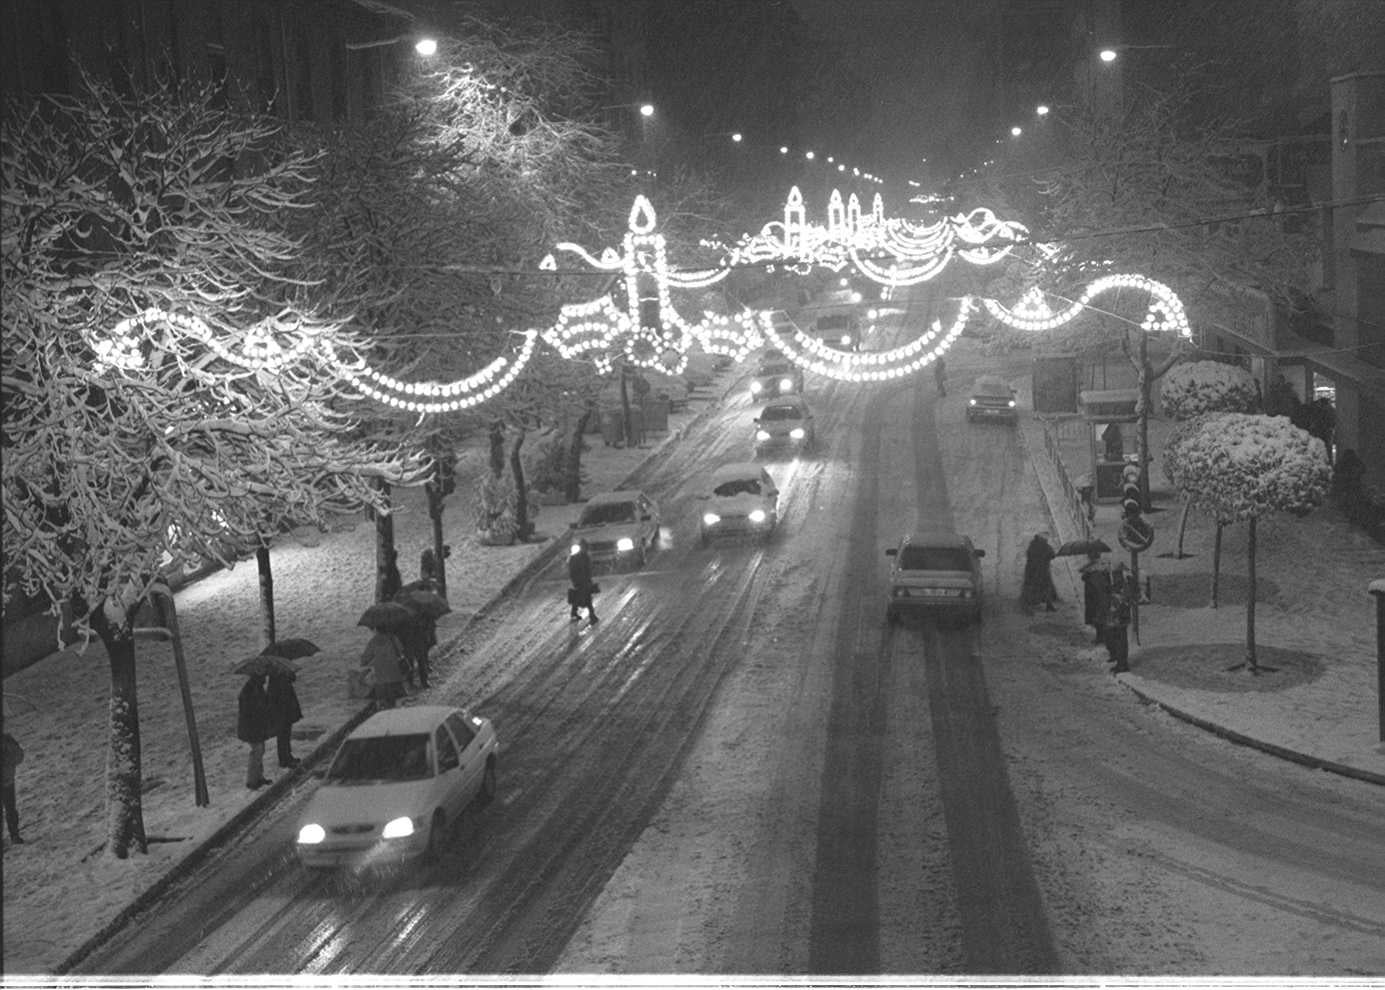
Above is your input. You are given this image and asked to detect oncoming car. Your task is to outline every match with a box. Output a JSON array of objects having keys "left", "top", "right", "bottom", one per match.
[
  {"left": 754, "top": 396, "right": 816, "bottom": 457},
  {"left": 813, "top": 312, "right": 862, "bottom": 352},
  {"left": 570, "top": 489, "right": 661, "bottom": 569},
  {"left": 748, "top": 350, "right": 806, "bottom": 400},
  {"left": 699, "top": 462, "right": 780, "bottom": 546},
  {"left": 295, "top": 705, "right": 498, "bottom": 870},
  {"left": 885, "top": 531, "right": 986, "bottom": 625},
  {"left": 966, "top": 375, "right": 1018, "bottom": 424}
]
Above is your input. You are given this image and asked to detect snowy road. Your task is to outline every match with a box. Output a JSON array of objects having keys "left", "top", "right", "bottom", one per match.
[{"left": 74, "top": 301, "right": 1385, "bottom": 977}]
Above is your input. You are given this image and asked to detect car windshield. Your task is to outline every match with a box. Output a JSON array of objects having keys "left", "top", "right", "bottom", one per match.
[
  {"left": 713, "top": 477, "right": 762, "bottom": 497},
  {"left": 760, "top": 405, "right": 803, "bottom": 422},
  {"left": 900, "top": 546, "right": 973, "bottom": 571},
  {"left": 579, "top": 501, "right": 636, "bottom": 525},
  {"left": 972, "top": 380, "right": 1010, "bottom": 397},
  {"left": 327, "top": 733, "right": 431, "bottom": 783}
]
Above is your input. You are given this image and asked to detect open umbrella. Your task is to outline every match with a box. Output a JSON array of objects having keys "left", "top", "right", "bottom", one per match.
[
  {"left": 230, "top": 653, "right": 299, "bottom": 678},
  {"left": 394, "top": 587, "right": 451, "bottom": 619},
  {"left": 260, "top": 637, "right": 321, "bottom": 660},
  {"left": 358, "top": 601, "right": 415, "bottom": 630},
  {"left": 1054, "top": 537, "right": 1112, "bottom": 557}
]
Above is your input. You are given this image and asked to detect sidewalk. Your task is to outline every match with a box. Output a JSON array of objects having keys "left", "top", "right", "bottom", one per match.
[
  {"left": 1014, "top": 374, "right": 1385, "bottom": 786},
  {"left": 4, "top": 348, "right": 1383, "bottom": 976}
]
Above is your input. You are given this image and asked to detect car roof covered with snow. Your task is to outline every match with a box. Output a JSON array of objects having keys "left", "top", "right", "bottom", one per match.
[
  {"left": 710, "top": 462, "right": 768, "bottom": 487},
  {"left": 348, "top": 705, "right": 461, "bottom": 739}
]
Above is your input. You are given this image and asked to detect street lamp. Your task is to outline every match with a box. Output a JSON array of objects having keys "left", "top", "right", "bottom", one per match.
[
  {"left": 1098, "top": 43, "right": 1176, "bottom": 63},
  {"left": 639, "top": 103, "right": 655, "bottom": 118},
  {"left": 1010, "top": 125, "right": 1023, "bottom": 137},
  {"left": 346, "top": 34, "right": 439, "bottom": 55},
  {"left": 1036, "top": 104, "right": 1050, "bottom": 116}
]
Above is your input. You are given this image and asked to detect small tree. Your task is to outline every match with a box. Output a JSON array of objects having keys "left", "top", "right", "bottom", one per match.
[
  {"left": 1163, "top": 412, "right": 1330, "bottom": 671},
  {"left": 1160, "top": 359, "right": 1261, "bottom": 565}
]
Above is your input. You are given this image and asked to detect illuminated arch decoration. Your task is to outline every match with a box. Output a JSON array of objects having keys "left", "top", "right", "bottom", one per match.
[
  {"left": 540, "top": 194, "right": 762, "bottom": 376},
  {"left": 978, "top": 274, "right": 1191, "bottom": 339},
  {"left": 333, "top": 330, "right": 542, "bottom": 413}
]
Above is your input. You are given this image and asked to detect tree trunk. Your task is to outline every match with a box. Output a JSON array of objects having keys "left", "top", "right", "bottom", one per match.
[
  {"left": 374, "top": 477, "right": 399, "bottom": 603},
  {"left": 90, "top": 602, "right": 148, "bottom": 860},
  {"left": 488, "top": 420, "right": 506, "bottom": 477},
  {"left": 1245, "top": 515, "right": 1258, "bottom": 672},
  {"left": 256, "top": 544, "right": 275, "bottom": 650},
  {"left": 1210, "top": 522, "right": 1223, "bottom": 608},
  {"left": 1175, "top": 499, "right": 1192, "bottom": 558},
  {"left": 619, "top": 364, "right": 634, "bottom": 448},
  {"left": 1137, "top": 331, "right": 1152, "bottom": 511},
  {"left": 510, "top": 430, "right": 531, "bottom": 542},
  {"left": 565, "top": 407, "right": 593, "bottom": 503},
  {"left": 426, "top": 479, "right": 447, "bottom": 599}
]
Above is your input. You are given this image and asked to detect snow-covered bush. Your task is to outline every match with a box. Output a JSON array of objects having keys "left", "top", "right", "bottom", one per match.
[{"left": 1159, "top": 360, "right": 1259, "bottom": 420}]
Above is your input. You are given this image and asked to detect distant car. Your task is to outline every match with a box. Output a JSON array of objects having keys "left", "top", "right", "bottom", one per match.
[
  {"left": 813, "top": 312, "right": 862, "bottom": 352},
  {"left": 966, "top": 375, "right": 1018, "bottom": 423},
  {"left": 699, "top": 462, "right": 780, "bottom": 546},
  {"left": 748, "top": 350, "right": 805, "bottom": 399},
  {"left": 884, "top": 531, "right": 986, "bottom": 625},
  {"left": 570, "top": 489, "right": 661, "bottom": 569},
  {"left": 295, "top": 705, "right": 498, "bottom": 870},
  {"left": 754, "top": 396, "right": 816, "bottom": 457}
]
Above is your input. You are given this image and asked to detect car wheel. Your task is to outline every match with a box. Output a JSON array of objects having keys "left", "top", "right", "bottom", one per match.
[
  {"left": 425, "top": 810, "right": 446, "bottom": 861},
  {"left": 478, "top": 758, "right": 497, "bottom": 807}
]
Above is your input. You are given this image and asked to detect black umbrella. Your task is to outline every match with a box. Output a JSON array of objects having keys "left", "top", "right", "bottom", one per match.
[
  {"left": 394, "top": 587, "right": 451, "bottom": 619},
  {"left": 1055, "top": 538, "right": 1112, "bottom": 557},
  {"left": 260, "top": 637, "right": 321, "bottom": 660},
  {"left": 358, "top": 601, "right": 415, "bottom": 630},
  {"left": 230, "top": 653, "right": 299, "bottom": 678}
]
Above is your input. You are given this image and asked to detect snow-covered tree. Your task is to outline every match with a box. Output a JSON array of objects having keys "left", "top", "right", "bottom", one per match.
[
  {"left": 1, "top": 73, "right": 415, "bottom": 858},
  {"left": 1160, "top": 359, "right": 1262, "bottom": 563},
  {"left": 1163, "top": 412, "right": 1330, "bottom": 670}
]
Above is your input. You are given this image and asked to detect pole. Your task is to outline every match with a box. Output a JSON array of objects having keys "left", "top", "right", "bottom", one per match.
[
  {"left": 1372, "top": 587, "right": 1385, "bottom": 744},
  {"left": 149, "top": 590, "right": 210, "bottom": 807}
]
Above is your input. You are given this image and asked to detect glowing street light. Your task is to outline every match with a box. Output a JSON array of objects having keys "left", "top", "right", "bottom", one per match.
[
  {"left": 731, "top": 132, "right": 743, "bottom": 143},
  {"left": 1010, "top": 125, "right": 1023, "bottom": 137},
  {"left": 414, "top": 37, "right": 438, "bottom": 56},
  {"left": 805, "top": 150, "right": 816, "bottom": 160},
  {"left": 780, "top": 146, "right": 789, "bottom": 155},
  {"left": 1036, "top": 104, "right": 1050, "bottom": 116},
  {"left": 639, "top": 103, "right": 655, "bottom": 117},
  {"left": 1099, "top": 48, "right": 1119, "bottom": 62}
]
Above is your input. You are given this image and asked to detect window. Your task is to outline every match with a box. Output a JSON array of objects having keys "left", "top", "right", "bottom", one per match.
[
  {"left": 435, "top": 726, "right": 460, "bottom": 772},
  {"left": 327, "top": 734, "right": 431, "bottom": 783},
  {"left": 901, "top": 546, "right": 972, "bottom": 571},
  {"left": 580, "top": 502, "right": 636, "bottom": 525},
  {"left": 445, "top": 713, "right": 476, "bottom": 750}
]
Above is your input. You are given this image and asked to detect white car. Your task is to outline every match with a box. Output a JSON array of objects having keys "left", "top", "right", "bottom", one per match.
[
  {"left": 885, "top": 531, "right": 986, "bottom": 626},
  {"left": 754, "top": 396, "right": 816, "bottom": 457},
  {"left": 295, "top": 705, "right": 498, "bottom": 870},
  {"left": 570, "top": 489, "right": 661, "bottom": 570},
  {"left": 699, "top": 462, "right": 779, "bottom": 546}
]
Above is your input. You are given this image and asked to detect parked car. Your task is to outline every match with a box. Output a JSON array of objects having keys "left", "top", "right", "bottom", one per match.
[
  {"left": 698, "top": 462, "right": 780, "bottom": 546},
  {"left": 884, "top": 531, "right": 986, "bottom": 625},
  {"left": 295, "top": 705, "right": 498, "bottom": 870},
  {"left": 813, "top": 312, "right": 862, "bottom": 352},
  {"left": 966, "top": 375, "right": 1018, "bottom": 423},
  {"left": 748, "top": 349, "right": 806, "bottom": 399},
  {"left": 754, "top": 396, "right": 816, "bottom": 457},
  {"left": 570, "top": 489, "right": 661, "bottom": 569}
]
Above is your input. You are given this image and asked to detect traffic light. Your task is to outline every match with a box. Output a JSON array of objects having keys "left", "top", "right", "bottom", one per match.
[{"left": 1121, "top": 462, "right": 1142, "bottom": 517}]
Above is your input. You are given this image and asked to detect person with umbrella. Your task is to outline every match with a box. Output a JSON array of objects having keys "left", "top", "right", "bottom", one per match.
[
  {"left": 236, "top": 673, "right": 272, "bottom": 790},
  {"left": 358, "top": 612, "right": 408, "bottom": 710},
  {"left": 267, "top": 666, "right": 303, "bottom": 770},
  {"left": 568, "top": 538, "right": 598, "bottom": 625},
  {"left": 1020, "top": 533, "right": 1059, "bottom": 614},
  {"left": 1079, "top": 550, "right": 1110, "bottom": 644},
  {"left": 394, "top": 584, "right": 449, "bottom": 691}
]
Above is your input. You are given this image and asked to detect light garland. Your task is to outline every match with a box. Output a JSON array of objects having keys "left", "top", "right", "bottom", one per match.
[{"left": 978, "top": 274, "right": 1191, "bottom": 338}]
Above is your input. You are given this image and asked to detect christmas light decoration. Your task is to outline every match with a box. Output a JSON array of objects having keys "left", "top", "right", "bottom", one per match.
[{"left": 978, "top": 274, "right": 1190, "bottom": 338}]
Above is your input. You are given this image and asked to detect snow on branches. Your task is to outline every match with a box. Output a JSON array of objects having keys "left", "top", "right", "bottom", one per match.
[
  {"left": 1159, "top": 359, "right": 1260, "bottom": 421},
  {"left": 1164, "top": 412, "right": 1331, "bottom": 524}
]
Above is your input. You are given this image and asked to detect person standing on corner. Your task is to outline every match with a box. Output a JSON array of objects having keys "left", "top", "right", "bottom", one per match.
[
  {"left": 267, "top": 667, "right": 303, "bottom": 770},
  {"left": 396, "top": 610, "right": 437, "bottom": 691},
  {"left": 360, "top": 626, "right": 407, "bottom": 710},
  {"left": 1100, "top": 562, "right": 1136, "bottom": 673},
  {"left": 237, "top": 674, "right": 272, "bottom": 790},
  {"left": 568, "top": 538, "right": 599, "bottom": 625},
  {"left": 1079, "top": 550, "right": 1110, "bottom": 644},
  {"left": 3, "top": 732, "right": 25, "bottom": 843},
  {"left": 1020, "top": 533, "right": 1060, "bottom": 614}
]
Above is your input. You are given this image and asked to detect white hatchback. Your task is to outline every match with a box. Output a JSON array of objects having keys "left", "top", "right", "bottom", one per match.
[{"left": 295, "top": 705, "right": 498, "bottom": 870}]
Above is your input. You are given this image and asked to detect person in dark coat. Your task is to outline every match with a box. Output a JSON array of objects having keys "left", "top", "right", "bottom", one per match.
[
  {"left": 1078, "top": 551, "right": 1110, "bottom": 643},
  {"left": 568, "top": 538, "right": 598, "bottom": 625},
  {"left": 1098, "top": 562, "right": 1136, "bottom": 672},
  {"left": 267, "top": 669, "right": 303, "bottom": 769},
  {"left": 1020, "top": 533, "right": 1059, "bottom": 614},
  {"left": 236, "top": 675, "right": 272, "bottom": 790},
  {"left": 396, "top": 613, "right": 437, "bottom": 690},
  {"left": 360, "top": 628, "right": 407, "bottom": 710},
  {"left": 3, "top": 732, "right": 25, "bottom": 843}
]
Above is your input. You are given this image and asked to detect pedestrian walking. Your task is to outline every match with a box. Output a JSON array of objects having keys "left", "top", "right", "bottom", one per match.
[
  {"left": 236, "top": 675, "right": 272, "bottom": 790},
  {"left": 396, "top": 614, "right": 437, "bottom": 690},
  {"left": 933, "top": 356, "right": 947, "bottom": 396},
  {"left": 3, "top": 732, "right": 25, "bottom": 843},
  {"left": 266, "top": 669, "right": 303, "bottom": 770},
  {"left": 360, "top": 628, "right": 407, "bottom": 710},
  {"left": 1020, "top": 533, "right": 1060, "bottom": 614},
  {"left": 567, "top": 538, "right": 599, "bottom": 625},
  {"left": 1078, "top": 551, "right": 1110, "bottom": 643},
  {"left": 1099, "top": 562, "right": 1136, "bottom": 673}
]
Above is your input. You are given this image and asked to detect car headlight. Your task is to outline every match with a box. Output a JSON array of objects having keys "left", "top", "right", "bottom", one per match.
[
  {"left": 968, "top": 398, "right": 978, "bottom": 406},
  {"left": 297, "top": 823, "right": 326, "bottom": 845},
  {"left": 703, "top": 512, "right": 721, "bottom": 526},
  {"left": 850, "top": 291, "right": 862, "bottom": 303},
  {"left": 839, "top": 335, "right": 851, "bottom": 346},
  {"left": 569, "top": 543, "right": 582, "bottom": 556},
  {"left": 756, "top": 429, "right": 771, "bottom": 442},
  {"left": 748, "top": 509, "right": 767, "bottom": 523},
  {"left": 616, "top": 536, "right": 635, "bottom": 552},
  {"left": 382, "top": 816, "right": 415, "bottom": 840},
  {"left": 789, "top": 427, "right": 806, "bottom": 440},
  {"left": 779, "top": 377, "right": 793, "bottom": 392},
  {"left": 1008, "top": 399, "right": 1016, "bottom": 408},
  {"left": 868, "top": 308, "right": 879, "bottom": 320},
  {"left": 750, "top": 381, "right": 763, "bottom": 395}
]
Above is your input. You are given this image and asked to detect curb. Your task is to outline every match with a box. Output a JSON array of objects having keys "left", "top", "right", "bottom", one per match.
[
  {"left": 53, "top": 367, "right": 740, "bottom": 976},
  {"left": 1117, "top": 677, "right": 1385, "bottom": 787}
]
